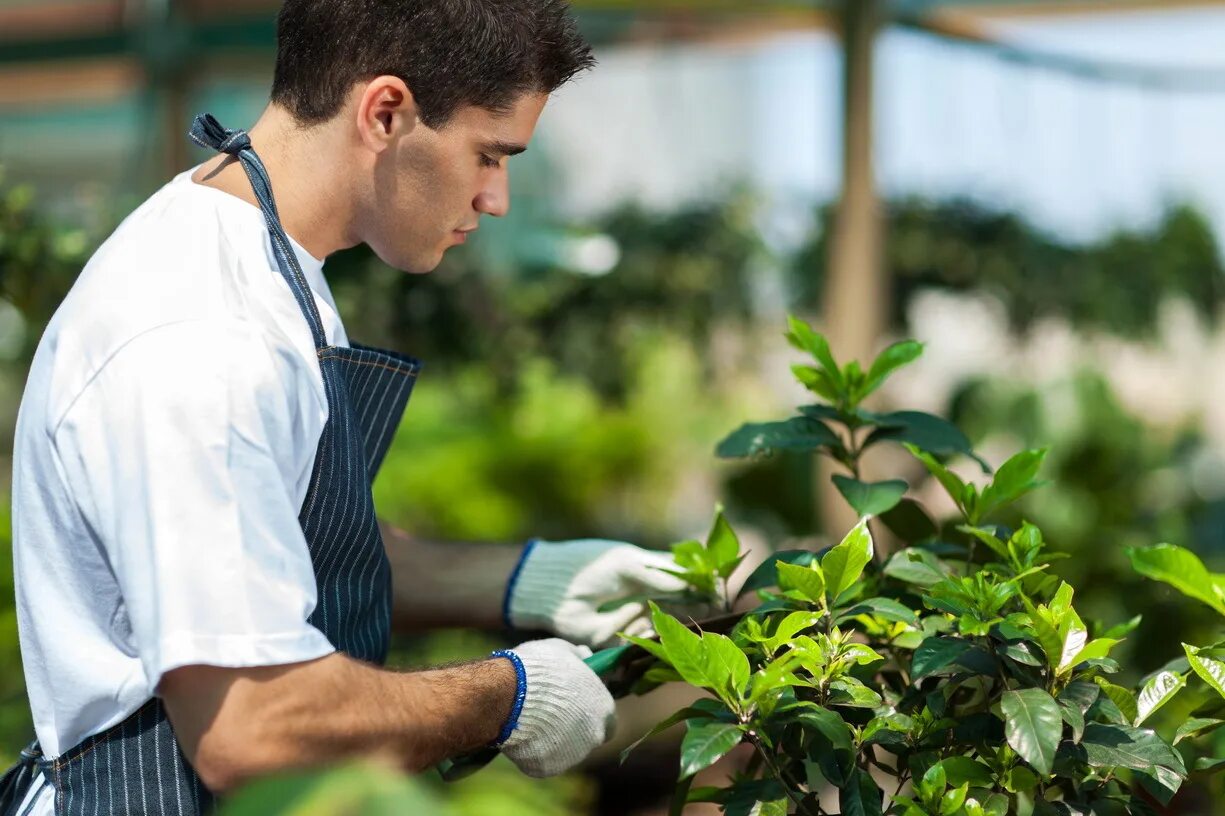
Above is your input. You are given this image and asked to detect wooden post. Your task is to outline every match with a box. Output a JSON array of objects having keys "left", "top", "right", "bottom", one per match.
[{"left": 820, "top": 0, "right": 886, "bottom": 537}]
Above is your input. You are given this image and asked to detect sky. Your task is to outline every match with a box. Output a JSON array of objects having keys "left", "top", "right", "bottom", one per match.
[{"left": 540, "top": 5, "right": 1225, "bottom": 248}]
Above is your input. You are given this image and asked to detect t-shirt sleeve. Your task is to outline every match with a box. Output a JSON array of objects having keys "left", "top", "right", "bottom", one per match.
[{"left": 52, "top": 318, "right": 337, "bottom": 692}]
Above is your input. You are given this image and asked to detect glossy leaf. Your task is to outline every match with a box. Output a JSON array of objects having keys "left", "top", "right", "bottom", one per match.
[
  {"left": 865, "top": 411, "right": 981, "bottom": 462},
  {"left": 1081, "top": 722, "right": 1187, "bottom": 777},
  {"left": 650, "top": 603, "right": 710, "bottom": 689},
  {"left": 832, "top": 476, "right": 908, "bottom": 518},
  {"left": 905, "top": 444, "right": 969, "bottom": 512},
  {"left": 861, "top": 340, "right": 924, "bottom": 399},
  {"left": 822, "top": 518, "right": 874, "bottom": 603},
  {"left": 785, "top": 316, "right": 842, "bottom": 387},
  {"left": 1135, "top": 671, "right": 1186, "bottom": 726},
  {"left": 620, "top": 705, "right": 722, "bottom": 763},
  {"left": 1185, "top": 643, "right": 1225, "bottom": 700},
  {"left": 840, "top": 767, "right": 884, "bottom": 816},
  {"left": 716, "top": 417, "right": 841, "bottom": 459},
  {"left": 978, "top": 449, "right": 1048, "bottom": 519},
  {"left": 1126, "top": 544, "right": 1225, "bottom": 617},
  {"left": 737, "top": 550, "right": 820, "bottom": 597},
  {"left": 1093, "top": 678, "right": 1140, "bottom": 725},
  {"left": 1174, "top": 717, "right": 1225, "bottom": 745},
  {"left": 702, "top": 631, "right": 750, "bottom": 699},
  {"left": 679, "top": 720, "right": 743, "bottom": 778},
  {"left": 776, "top": 561, "right": 826, "bottom": 604},
  {"left": 1001, "top": 688, "right": 1063, "bottom": 776},
  {"left": 884, "top": 548, "right": 948, "bottom": 588}
]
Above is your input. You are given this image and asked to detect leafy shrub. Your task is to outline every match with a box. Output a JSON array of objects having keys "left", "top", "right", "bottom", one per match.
[{"left": 620, "top": 318, "right": 1194, "bottom": 815}]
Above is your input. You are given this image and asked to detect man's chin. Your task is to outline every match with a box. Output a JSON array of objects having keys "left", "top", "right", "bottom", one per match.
[{"left": 372, "top": 246, "right": 442, "bottom": 275}]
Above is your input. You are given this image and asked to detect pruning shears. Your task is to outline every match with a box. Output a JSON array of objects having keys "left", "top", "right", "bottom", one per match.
[{"left": 437, "top": 611, "right": 744, "bottom": 781}]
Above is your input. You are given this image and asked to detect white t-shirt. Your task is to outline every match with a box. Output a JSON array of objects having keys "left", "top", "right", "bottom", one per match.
[{"left": 11, "top": 169, "right": 348, "bottom": 813}]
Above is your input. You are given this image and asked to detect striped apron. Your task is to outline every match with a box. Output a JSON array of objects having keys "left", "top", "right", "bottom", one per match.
[{"left": 0, "top": 113, "right": 421, "bottom": 815}]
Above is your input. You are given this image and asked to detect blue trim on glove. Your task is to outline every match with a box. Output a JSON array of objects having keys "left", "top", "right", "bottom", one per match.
[
  {"left": 502, "top": 538, "right": 540, "bottom": 630},
  {"left": 490, "top": 649, "right": 528, "bottom": 746}
]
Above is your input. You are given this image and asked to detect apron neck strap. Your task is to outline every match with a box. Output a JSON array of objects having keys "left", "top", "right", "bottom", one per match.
[{"left": 188, "top": 113, "right": 329, "bottom": 351}]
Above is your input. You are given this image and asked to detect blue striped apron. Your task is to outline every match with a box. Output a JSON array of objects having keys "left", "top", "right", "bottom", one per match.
[{"left": 0, "top": 113, "right": 421, "bottom": 816}]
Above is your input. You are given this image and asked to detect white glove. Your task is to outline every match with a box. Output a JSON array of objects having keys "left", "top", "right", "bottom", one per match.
[
  {"left": 505, "top": 538, "right": 688, "bottom": 648},
  {"left": 494, "top": 638, "right": 617, "bottom": 778}
]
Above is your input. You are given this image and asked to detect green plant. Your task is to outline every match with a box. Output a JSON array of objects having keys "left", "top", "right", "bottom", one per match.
[
  {"left": 620, "top": 318, "right": 1189, "bottom": 815},
  {"left": 1127, "top": 543, "right": 1225, "bottom": 776}
]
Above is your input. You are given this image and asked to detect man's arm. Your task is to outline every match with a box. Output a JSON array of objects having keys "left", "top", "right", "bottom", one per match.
[
  {"left": 161, "top": 637, "right": 616, "bottom": 789},
  {"left": 160, "top": 652, "right": 515, "bottom": 793},
  {"left": 382, "top": 520, "right": 699, "bottom": 648},
  {"left": 380, "top": 519, "right": 525, "bottom": 632}
]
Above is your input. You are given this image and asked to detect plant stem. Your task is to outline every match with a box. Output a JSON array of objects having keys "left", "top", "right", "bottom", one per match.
[{"left": 747, "top": 733, "right": 815, "bottom": 816}]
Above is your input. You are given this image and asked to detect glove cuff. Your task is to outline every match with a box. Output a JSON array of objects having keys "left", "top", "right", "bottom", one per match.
[
  {"left": 490, "top": 650, "right": 528, "bottom": 746},
  {"left": 502, "top": 538, "right": 541, "bottom": 630}
]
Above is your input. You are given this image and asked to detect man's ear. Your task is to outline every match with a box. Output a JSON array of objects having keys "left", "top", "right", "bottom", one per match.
[{"left": 355, "top": 76, "right": 418, "bottom": 153}]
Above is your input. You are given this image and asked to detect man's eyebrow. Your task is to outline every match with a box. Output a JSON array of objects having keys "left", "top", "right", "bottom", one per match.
[{"left": 482, "top": 140, "right": 528, "bottom": 157}]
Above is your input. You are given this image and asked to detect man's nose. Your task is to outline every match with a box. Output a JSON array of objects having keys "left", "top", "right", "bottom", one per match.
[{"left": 474, "top": 173, "right": 510, "bottom": 218}]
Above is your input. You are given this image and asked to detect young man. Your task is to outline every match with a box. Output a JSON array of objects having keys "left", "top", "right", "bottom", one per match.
[{"left": 0, "top": 1, "right": 689, "bottom": 813}]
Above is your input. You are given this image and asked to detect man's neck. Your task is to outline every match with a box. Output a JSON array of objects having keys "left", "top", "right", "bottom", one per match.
[{"left": 190, "top": 105, "right": 358, "bottom": 261}]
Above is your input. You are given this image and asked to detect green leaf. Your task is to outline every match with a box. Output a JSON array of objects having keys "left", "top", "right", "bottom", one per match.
[
  {"left": 833, "top": 596, "right": 917, "bottom": 626},
  {"left": 622, "top": 633, "right": 669, "bottom": 663},
  {"left": 650, "top": 603, "right": 710, "bottom": 688},
  {"left": 840, "top": 767, "right": 884, "bottom": 816},
  {"left": 880, "top": 498, "right": 939, "bottom": 543},
  {"left": 1185, "top": 643, "right": 1225, "bottom": 700},
  {"left": 791, "top": 705, "right": 855, "bottom": 786},
  {"left": 737, "top": 550, "right": 819, "bottom": 597},
  {"left": 705, "top": 510, "right": 743, "bottom": 579},
  {"left": 958, "top": 525, "right": 1012, "bottom": 563},
  {"left": 1127, "top": 544, "right": 1225, "bottom": 617},
  {"left": 1194, "top": 756, "right": 1225, "bottom": 773},
  {"left": 679, "top": 720, "right": 743, "bottom": 778},
  {"left": 861, "top": 340, "right": 924, "bottom": 399},
  {"left": 764, "top": 611, "right": 823, "bottom": 652},
  {"left": 1057, "top": 681, "right": 1100, "bottom": 744},
  {"left": 1093, "top": 678, "right": 1140, "bottom": 725},
  {"left": 1001, "top": 688, "right": 1063, "bottom": 776},
  {"left": 979, "top": 449, "right": 1048, "bottom": 519},
  {"left": 912, "top": 637, "right": 976, "bottom": 679},
  {"left": 786, "top": 316, "right": 842, "bottom": 387},
  {"left": 620, "top": 705, "right": 722, "bottom": 763},
  {"left": 884, "top": 547, "right": 948, "bottom": 587},
  {"left": 777, "top": 561, "right": 827, "bottom": 604},
  {"left": 832, "top": 476, "right": 909, "bottom": 518},
  {"left": 1070, "top": 637, "right": 1120, "bottom": 668},
  {"left": 822, "top": 518, "right": 874, "bottom": 603},
  {"left": 1136, "top": 671, "right": 1187, "bottom": 726},
  {"left": 865, "top": 411, "right": 981, "bottom": 463},
  {"left": 828, "top": 677, "right": 883, "bottom": 708},
  {"left": 1174, "top": 717, "right": 1225, "bottom": 745},
  {"left": 1081, "top": 722, "right": 1187, "bottom": 776},
  {"left": 935, "top": 756, "right": 995, "bottom": 788},
  {"left": 905, "top": 445, "right": 969, "bottom": 512},
  {"left": 716, "top": 417, "right": 841, "bottom": 459},
  {"left": 702, "top": 632, "right": 751, "bottom": 699},
  {"left": 792, "top": 365, "right": 842, "bottom": 403}
]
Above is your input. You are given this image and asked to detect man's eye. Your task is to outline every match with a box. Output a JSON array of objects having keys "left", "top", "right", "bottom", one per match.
[{"left": 479, "top": 154, "right": 501, "bottom": 169}]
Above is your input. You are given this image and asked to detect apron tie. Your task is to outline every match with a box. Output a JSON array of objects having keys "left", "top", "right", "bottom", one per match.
[
  {"left": 188, "top": 113, "right": 252, "bottom": 156},
  {"left": 184, "top": 112, "right": 328, "bottom": 351}
]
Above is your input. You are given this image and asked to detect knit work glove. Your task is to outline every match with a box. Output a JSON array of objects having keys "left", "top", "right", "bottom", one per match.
[
  {"left": 493, "top": 638, "right": 617, "bottom": 778},
  {"left": 504, "top": 538, "right": 688, "bottom": 649}
]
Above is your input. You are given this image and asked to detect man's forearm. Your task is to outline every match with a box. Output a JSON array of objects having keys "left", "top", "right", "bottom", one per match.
[
  {"left": 162, "top": 652, "right": 516, "bottom": 792},
  {"left": 380, "top": 519, "right": 527, "bottom": 632}
]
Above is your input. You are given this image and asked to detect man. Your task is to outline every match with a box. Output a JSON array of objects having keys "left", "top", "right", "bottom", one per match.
[{"left": 0, "top": 1, "right": 691, "bottom": 813}]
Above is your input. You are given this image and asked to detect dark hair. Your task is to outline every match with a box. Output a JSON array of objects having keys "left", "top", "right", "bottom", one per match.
[{"left": 271, "top": 0, "right": 595, "bottom": 129}]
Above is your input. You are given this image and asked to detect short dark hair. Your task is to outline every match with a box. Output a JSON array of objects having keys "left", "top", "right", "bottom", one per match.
[{"left": 271, "top": 0, "right": 595, "bottom": 129}]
